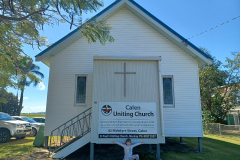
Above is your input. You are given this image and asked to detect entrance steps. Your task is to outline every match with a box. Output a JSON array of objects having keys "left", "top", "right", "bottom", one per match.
[
  {"left": 52, "top": 133, "right": 91, "bottom": 159},
  {"left": 48, "top": 108, "right": 92, "bottom": 159}
]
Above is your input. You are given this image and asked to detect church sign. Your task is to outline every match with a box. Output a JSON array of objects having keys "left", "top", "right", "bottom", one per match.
[{"left": 98, "top": 102, "right": 157, "bottom": 139}]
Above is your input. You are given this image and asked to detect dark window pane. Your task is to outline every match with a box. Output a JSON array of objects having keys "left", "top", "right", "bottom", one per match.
[
  {"left": 163, "top": 78, "right": 173, "bottom": 105},
  {"left": 76, "top": 76, "right": 86, "bottom": 103}
]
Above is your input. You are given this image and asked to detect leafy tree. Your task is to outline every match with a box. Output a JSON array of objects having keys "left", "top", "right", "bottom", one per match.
[
  {"left": 0, "top": 0, "right": 114, "bottom": 47},
  {"left": 200, "top": 51, "right": 240, "bottom": 123},
  {"left": 0, "top": 0, "right": 114, "bottom": 103},
  {"left": 17, "top": 56, "right": 44, "bottom": 115},
  {"left": 0, "top": 91, "right": 19, "bottom": 115},
  {"left": 0, "top": 52, "right": 18, "bottom": 103}
]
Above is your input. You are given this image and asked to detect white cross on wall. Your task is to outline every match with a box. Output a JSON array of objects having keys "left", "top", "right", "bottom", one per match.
[{"left": 114, "top": 62, "right": 136, "bottom": 97}]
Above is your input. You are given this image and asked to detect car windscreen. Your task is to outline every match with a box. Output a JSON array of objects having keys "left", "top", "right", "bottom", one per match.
[
  {"left": 0, "top": 113, "right": 15, "bottom": 121},
  {"left": 21, "top": 117, "right": 37, "bottom": 123},
  {"left": 33, "top": 118, "right": 45, "bottom": 123}
]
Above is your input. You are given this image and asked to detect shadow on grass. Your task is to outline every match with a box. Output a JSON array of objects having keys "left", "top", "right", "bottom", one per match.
[
  {"left": 64, "top": 136, "right": 240, "bottom": 160},
  {"left": 65, "top": 139, "right": 199, "bottom": 160},
  {"left": 7, "top": 137, "right": 35, "bottom": 145},
  {"left": 65, "top": 143, "right": 159, "bottom": 160}
]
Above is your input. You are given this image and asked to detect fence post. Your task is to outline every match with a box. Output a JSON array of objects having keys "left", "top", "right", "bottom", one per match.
[
  {"left": 219, "top": 123, "right": 221, "bottom": 137},
  {"left": 238, "top": 111, "right": 240, "bottom": 130}
]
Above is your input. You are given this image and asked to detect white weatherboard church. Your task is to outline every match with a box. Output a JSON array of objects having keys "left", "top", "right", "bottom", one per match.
[{"left": 35, "top": 0, "right": 213, "bottom": 159}]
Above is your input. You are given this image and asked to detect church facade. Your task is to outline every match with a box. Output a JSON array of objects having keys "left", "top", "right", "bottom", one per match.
[{"left": 35, "top": 0, "right": 213, "bottom": 159}]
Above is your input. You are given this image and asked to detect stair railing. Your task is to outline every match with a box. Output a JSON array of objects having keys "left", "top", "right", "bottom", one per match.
[{"left": 48, "top": 107, "right": 92, "bottom": 156}]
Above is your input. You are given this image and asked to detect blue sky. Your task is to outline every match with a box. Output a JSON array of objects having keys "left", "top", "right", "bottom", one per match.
[{"left": 9, "top": 0, "right": 239, "bottom": 113}]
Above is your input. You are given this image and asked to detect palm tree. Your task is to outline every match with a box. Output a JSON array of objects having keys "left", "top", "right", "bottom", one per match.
[{"left": 17, "top": 56, "right": 44, "bottom": 115}]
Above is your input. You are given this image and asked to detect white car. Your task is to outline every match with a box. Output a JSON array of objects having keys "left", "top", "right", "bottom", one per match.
[
  {"left": 0, "top": 112, "right": 32, "bottom": 143},
  {"left": 12, "top": 116, "right": 44, "bottom": 136}
]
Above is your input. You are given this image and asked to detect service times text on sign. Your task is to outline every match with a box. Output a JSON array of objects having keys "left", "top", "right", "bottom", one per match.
[{"left": 98, "top": 102, "right": 157, "bottom": 139}]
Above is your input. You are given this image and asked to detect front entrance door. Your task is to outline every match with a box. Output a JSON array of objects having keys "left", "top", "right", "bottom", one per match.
[{"left": 91, "top": 58, "right": 164, "bottom": 144}]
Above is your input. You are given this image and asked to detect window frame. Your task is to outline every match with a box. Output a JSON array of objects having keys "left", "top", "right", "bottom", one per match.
[
  {"left": 74, "top": 75, "right": 88, "bottom": 106},
  {"left": 162, "top": 76, "right": 175, "bottom": 108}
]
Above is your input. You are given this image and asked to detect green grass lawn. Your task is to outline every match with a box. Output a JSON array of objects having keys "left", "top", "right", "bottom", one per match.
[
  {"left": 1, "top": 134, "right": 240, "bottom": 160},
  {"left": 0, "top": 137, "right": 36, "bottom": 160},
  {"left": 20, "top": 114, "right": 45, "bottom": 118},
  {"left": 162, "top": 135, "right": 240, "bottom": 160}
]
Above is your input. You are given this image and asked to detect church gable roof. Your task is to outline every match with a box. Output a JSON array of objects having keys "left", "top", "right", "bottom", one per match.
[{"left": 35, "top": 0, "right": 213, "bottom": 67}]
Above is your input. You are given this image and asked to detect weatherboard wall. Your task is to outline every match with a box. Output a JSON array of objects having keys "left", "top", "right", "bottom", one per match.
[{"left": 44, "top": 7, "right": 203, "bottom": 137}]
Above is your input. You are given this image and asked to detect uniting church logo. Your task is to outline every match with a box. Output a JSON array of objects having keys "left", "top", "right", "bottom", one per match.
[{"left": 101, "top": 105, "right": 112, "bottom": 116}]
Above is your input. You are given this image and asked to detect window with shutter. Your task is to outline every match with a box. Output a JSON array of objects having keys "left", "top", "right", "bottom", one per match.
[
  {"left": 75, "top": 76, "right": 87, "bottom": 104},
  {"left": 163, "top": 76, "right": 174, "bottom": 107}
]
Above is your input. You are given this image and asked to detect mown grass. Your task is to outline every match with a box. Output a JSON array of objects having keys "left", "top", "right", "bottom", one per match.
[
  {"left": 162, "top": 135, "right": 240, "bottom": 160},
  {"left": 20, "top": 114, "right": 45, "bottom": 118},
  {"left": 0, "top": 137, "right": 36, "bottom": 160},
  {"left": 1, "top": 134, "right": 240, "bottom": 160},
  {"left": 220, "top": 130, "right": 240, "bottom": 141}
]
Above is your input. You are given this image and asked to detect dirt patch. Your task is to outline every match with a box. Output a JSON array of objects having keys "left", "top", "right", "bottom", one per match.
[{"left": 12, "top": 148, "right": 52, "bottom": 160}]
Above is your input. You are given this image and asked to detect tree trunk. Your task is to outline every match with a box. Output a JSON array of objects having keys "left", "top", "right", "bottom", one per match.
[{"left": 18, "top": 88, "right": 24, "bottom": 115}]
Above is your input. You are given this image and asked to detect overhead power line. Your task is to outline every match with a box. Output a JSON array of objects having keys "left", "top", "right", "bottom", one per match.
[{"left": 187, "top": 15, "right": 240, "bottom": 40}]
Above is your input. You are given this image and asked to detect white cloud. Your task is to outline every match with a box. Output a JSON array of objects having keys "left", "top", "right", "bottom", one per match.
[
  {"left": 21, "top": 106, "right": 46, "bottom": 113},
  {"left": 38, "top": 82, "right": 46, "bottom": 90}
]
